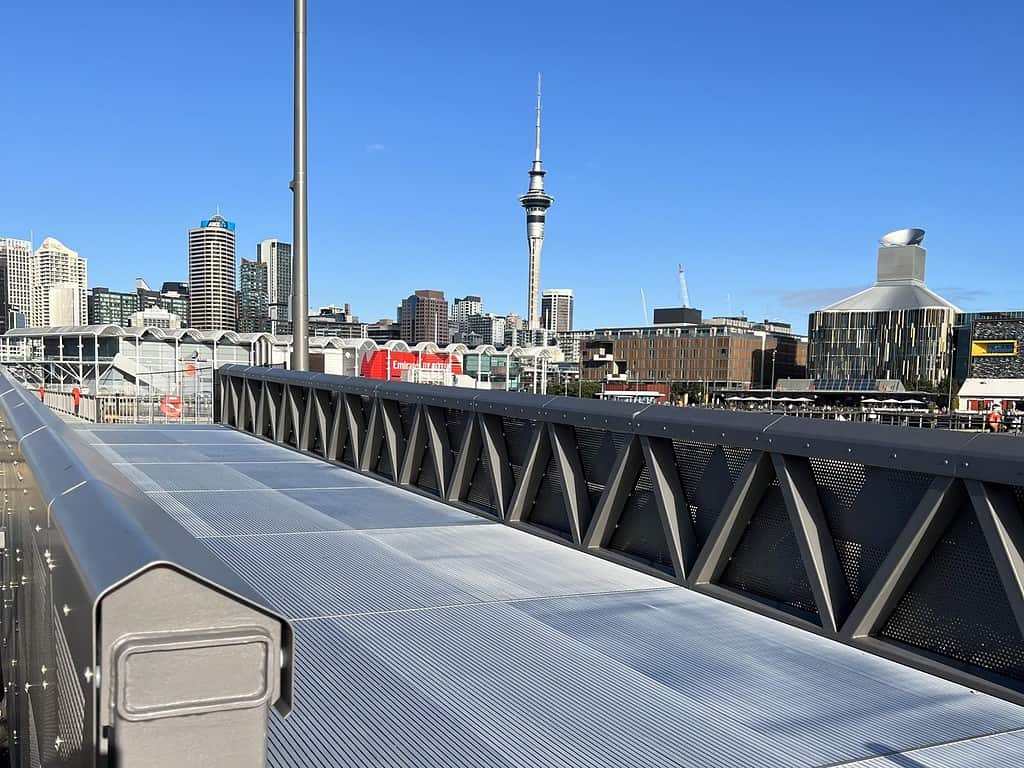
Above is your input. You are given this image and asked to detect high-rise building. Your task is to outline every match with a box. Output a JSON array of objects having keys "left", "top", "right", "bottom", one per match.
[
  {"left": 519, "top": 74, "right": 553, "bottom": 331},
  {"left": 807, "top": 229, "right": 959, "bottom": 387},
  {"left": 88, "top": 287, "right": 139, "bottom": 326},
  {"left": 238, "top": 258, "right": 269, "bottom": 333},
  {"left": 399, "top": 290, "right": 450, "bottom": 344},
  {"left": 0, "top": 238, "right": 32, "bottom": 333},
  {"left": 541, "top": 288, "right": 573, "bottom": 333},
  {"left": 451, "top": 295, "right": 482, "bottom": 336},
  {"left": 256, "top": 239, "right": 292, "bottom": 334},
  {"left": 140, "top": 280, "right": 190, "bottom": 325},
  {"left": 31, "top": 237, "right": 87, "bottom": 327},
  {"left": 188, "top": 213, "right": 237, "bottom": 331},
  {"left": 466, "top": 313, "right": 507, "bottom": 346}
]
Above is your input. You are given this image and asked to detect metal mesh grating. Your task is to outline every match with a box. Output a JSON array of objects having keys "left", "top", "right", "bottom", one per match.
[
  {"left": 608, "top": 462, "right": 674, "bottom": 574},
  {"left": 720, "top": 479, "right": 820, "bottom": 622},
  {"left": 575, "top": 427, "right": 620, "bottom": 511},
  {"left": 501, "top": 418, "right": 533, "bottom": 467},
  {"left": 466, "top": 446, "right": 497, "bottom": 515},
  {"left": 672, "top": 441, "right": 735, "bottom": 549},
  {"left": 372, "top": 428, "right": 393, "bottom": 480},
  {"left": 53, "top": 605, "right": 85, "bottom": 756},
  {"left": 722, "top": 446, "right": 752, "bottom": 481},
  {"left": 527, "top": 451, "right": 572, "bottom": 540},
  {"left": 880, "top": 502, "right": 1024, "bottom": 681},
  {"left": 444, "top": 409, "right": 468, "bottom": 463},
  {"left": 810, "top": 460, "right": 932, "bottom": 602},
  {"left": 416, "top": 439, "right": 439, "bottom": 495},
  {"left": 397, "top": 403, "right": 415, "bottom": 454}
]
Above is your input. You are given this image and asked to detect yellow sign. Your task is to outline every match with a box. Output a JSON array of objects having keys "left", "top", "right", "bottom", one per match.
[{"left": 971, "top": 340, "right": 1018, "bottom": 357}]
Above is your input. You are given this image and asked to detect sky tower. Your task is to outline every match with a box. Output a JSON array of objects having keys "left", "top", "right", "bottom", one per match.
[{"left": 520, "top": 73, "right": 553, "bottom": 331}]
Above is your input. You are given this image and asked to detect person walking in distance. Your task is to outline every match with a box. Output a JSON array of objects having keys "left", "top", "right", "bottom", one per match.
[{"left": 986, "top": 403, "right": 1003, "bottom": 433}]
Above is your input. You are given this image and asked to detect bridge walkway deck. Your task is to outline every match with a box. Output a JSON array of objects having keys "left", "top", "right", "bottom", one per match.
[{"left": 79, "top": 424, "right": 1024, "bottom": 767}]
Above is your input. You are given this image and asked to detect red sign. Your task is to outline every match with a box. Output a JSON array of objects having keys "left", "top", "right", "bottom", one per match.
[
  {"left": 360, "top": 350, "right": 462, "bottom": 381},
  {"left": 160, "top": 396, "right": 182, "bottom": 419},
  {"left": 184, "top": 363, "right": 197, "bottom": 378}
]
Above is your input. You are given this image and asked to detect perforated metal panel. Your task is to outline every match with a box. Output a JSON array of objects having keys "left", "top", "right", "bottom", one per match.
[
  {"left": 720, "top": 479, "right": 820, "bottom": 621},
  {"left": 575, "top": 426, "right": 619, "bottom": 510},
  {"left": 528, "top": 452, "right": 571, "bottom": 540},
  {"left": 810, "top": 459, "right": 933, "bottom": 601},
  {"left": 466, "top": 446, "right": 497, "bottom": 514},
  {"left": 881, "top": 503, "right": 1024, "bottom": 679},
  {"left": 673, "top": 442, "right": 735, "bottom": 548},
  {"left": 608, "top": 462, "right": 673, "bottom": 574}
]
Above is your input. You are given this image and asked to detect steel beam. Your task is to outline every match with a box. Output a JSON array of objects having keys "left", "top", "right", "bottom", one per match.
[
  {"left": 689, "top": 451, "right": 775, "bottom": 587},
  {"left": 547, "top": 423, "right": 591, "bottom": 544},
  {"left": 478, "top": 414, "right": 514, "bottom": 518},
  {"left": 841, "top": 477, "right": 962, "bottom": 639},
  {"left": 585, "top": 435, "right": 643, "bottom": 549},
  {"left": 507, "top": 423, "right": 551, "bottom": 525},
  {"left": 968, "top": 480, "right": 1024, "bottom": 639},
  {"left": 641, "top": 435, "right": 697, "bottom": 580},
  {"left": 772, "top": 453, "right": 852, "bottom": 634}
]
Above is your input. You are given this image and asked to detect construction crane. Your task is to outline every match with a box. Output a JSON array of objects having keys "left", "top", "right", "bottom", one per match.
[{"left": 678, "top": 263, "right": 690, "bottom": 308}]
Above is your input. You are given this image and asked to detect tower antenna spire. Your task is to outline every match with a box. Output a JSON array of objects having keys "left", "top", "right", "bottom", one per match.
[{"left": 535, "top": 72, "right": 542, "bottom": 164}]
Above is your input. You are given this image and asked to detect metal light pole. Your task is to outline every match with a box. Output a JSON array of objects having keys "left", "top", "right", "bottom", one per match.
[
  {"left": 290, "top": 0, "right": 309, "bottom": 370},
  {"left": 769, "top": 349, "right": 777, "bottom": 411}
]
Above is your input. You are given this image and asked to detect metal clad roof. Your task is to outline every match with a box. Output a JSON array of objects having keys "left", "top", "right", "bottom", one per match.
[
  {"left": 87, "top": 425, "right": 1024, "bottom": 767},
  {"left": 820, "top": 283, "right": 960, "bottom": 312}
]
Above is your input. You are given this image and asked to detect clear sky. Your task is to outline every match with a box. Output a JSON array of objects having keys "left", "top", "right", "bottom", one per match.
[{"left": 2, "top": 1, "right": 1022, "bottom": 332}]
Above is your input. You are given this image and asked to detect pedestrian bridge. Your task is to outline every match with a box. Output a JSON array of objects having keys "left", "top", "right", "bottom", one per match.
[{"left": 3, "top": 365, "right": 1024, "bottom": 766}]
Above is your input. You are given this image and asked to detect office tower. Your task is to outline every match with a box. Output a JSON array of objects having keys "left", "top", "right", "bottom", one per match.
[
  {"left": 466, "top": 313, "right": 507, "bottom": 346},
  {"left": 399, "top": 290, "right": 450, "bottom": 344},
  {"left": 256, "top": 239, "right": 292, "bottom": 334},
  {"left": 188, "top": 213, "right": 236, "bottom": 331},
  {"left": 238, "top": 258, "right": 270, "bottom": 333},
  {"left": 0, "top": 238, "right": 32, "bottom": 332},
  {"left": 31, "top": 237, "right": 87, "bottom": 327},
  {"left": 519, "top": 74, "right": 554, "bottom": 331},
  {"left": 88, "top": 287, "right": 139, "bottom": 326},
  {"left": 541, "top": 288, "right": 574, "bottom": 333},
  {"left": 451, "top": 295, "right": 482, "bottom": 335}
]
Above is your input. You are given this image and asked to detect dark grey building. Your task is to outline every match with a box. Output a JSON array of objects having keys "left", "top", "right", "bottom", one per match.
[
  {"left": 968, "top": 315, "right": 1024, "bottom": 379},
  {"left": 88, "top": 287, "right": 140, "bottom": 326},
  {"left": 653, "top": 307, "right": 702, "bottom": 325},
  {"left": 238, "top": 258, "right": 269, "bottom": 333}
]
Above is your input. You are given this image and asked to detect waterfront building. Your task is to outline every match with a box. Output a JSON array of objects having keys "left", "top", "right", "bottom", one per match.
[{"left": 807, "top": 229, "right": 958, "bottom": 387}]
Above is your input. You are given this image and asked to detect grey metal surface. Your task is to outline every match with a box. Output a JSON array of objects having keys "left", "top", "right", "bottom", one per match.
[
  {"left": 216, "top": 365, "right": 1024, "bottom": 709},
  {"left": 91, "top": 423, "right": 1024, "bottom": 767},
  {"left": 0, "top": 372, "right": 293, "bottom": 767}
]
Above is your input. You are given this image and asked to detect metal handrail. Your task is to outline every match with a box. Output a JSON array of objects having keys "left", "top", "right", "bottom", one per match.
[
  {"left": 0, "top": 368, "right": 292, "bottom": 767},
  {"left": 217, "top": 364, "right": 1024, "bottom": 708}
]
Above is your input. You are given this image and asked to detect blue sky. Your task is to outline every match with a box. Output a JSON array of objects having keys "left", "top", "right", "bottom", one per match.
[{"left": 2, "top": 1, "right": 1022, "bottom": 331}]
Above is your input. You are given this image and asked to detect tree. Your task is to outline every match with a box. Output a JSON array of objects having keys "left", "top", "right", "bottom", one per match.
[
  {"left": 548, "top": 379, "right": 604, "bottom": 399},
  {"left": 670, "top": 381, "right": 704, "bottom": 404}
]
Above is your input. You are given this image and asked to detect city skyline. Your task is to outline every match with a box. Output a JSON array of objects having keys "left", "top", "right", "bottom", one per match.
[{"left": 3, "top": 2, "right": 1023, "bottom": 333}]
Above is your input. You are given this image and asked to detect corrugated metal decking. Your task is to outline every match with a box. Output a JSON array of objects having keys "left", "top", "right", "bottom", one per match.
[{"left": 83, "top": 425, "right": 1024, "bottom": 767}]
